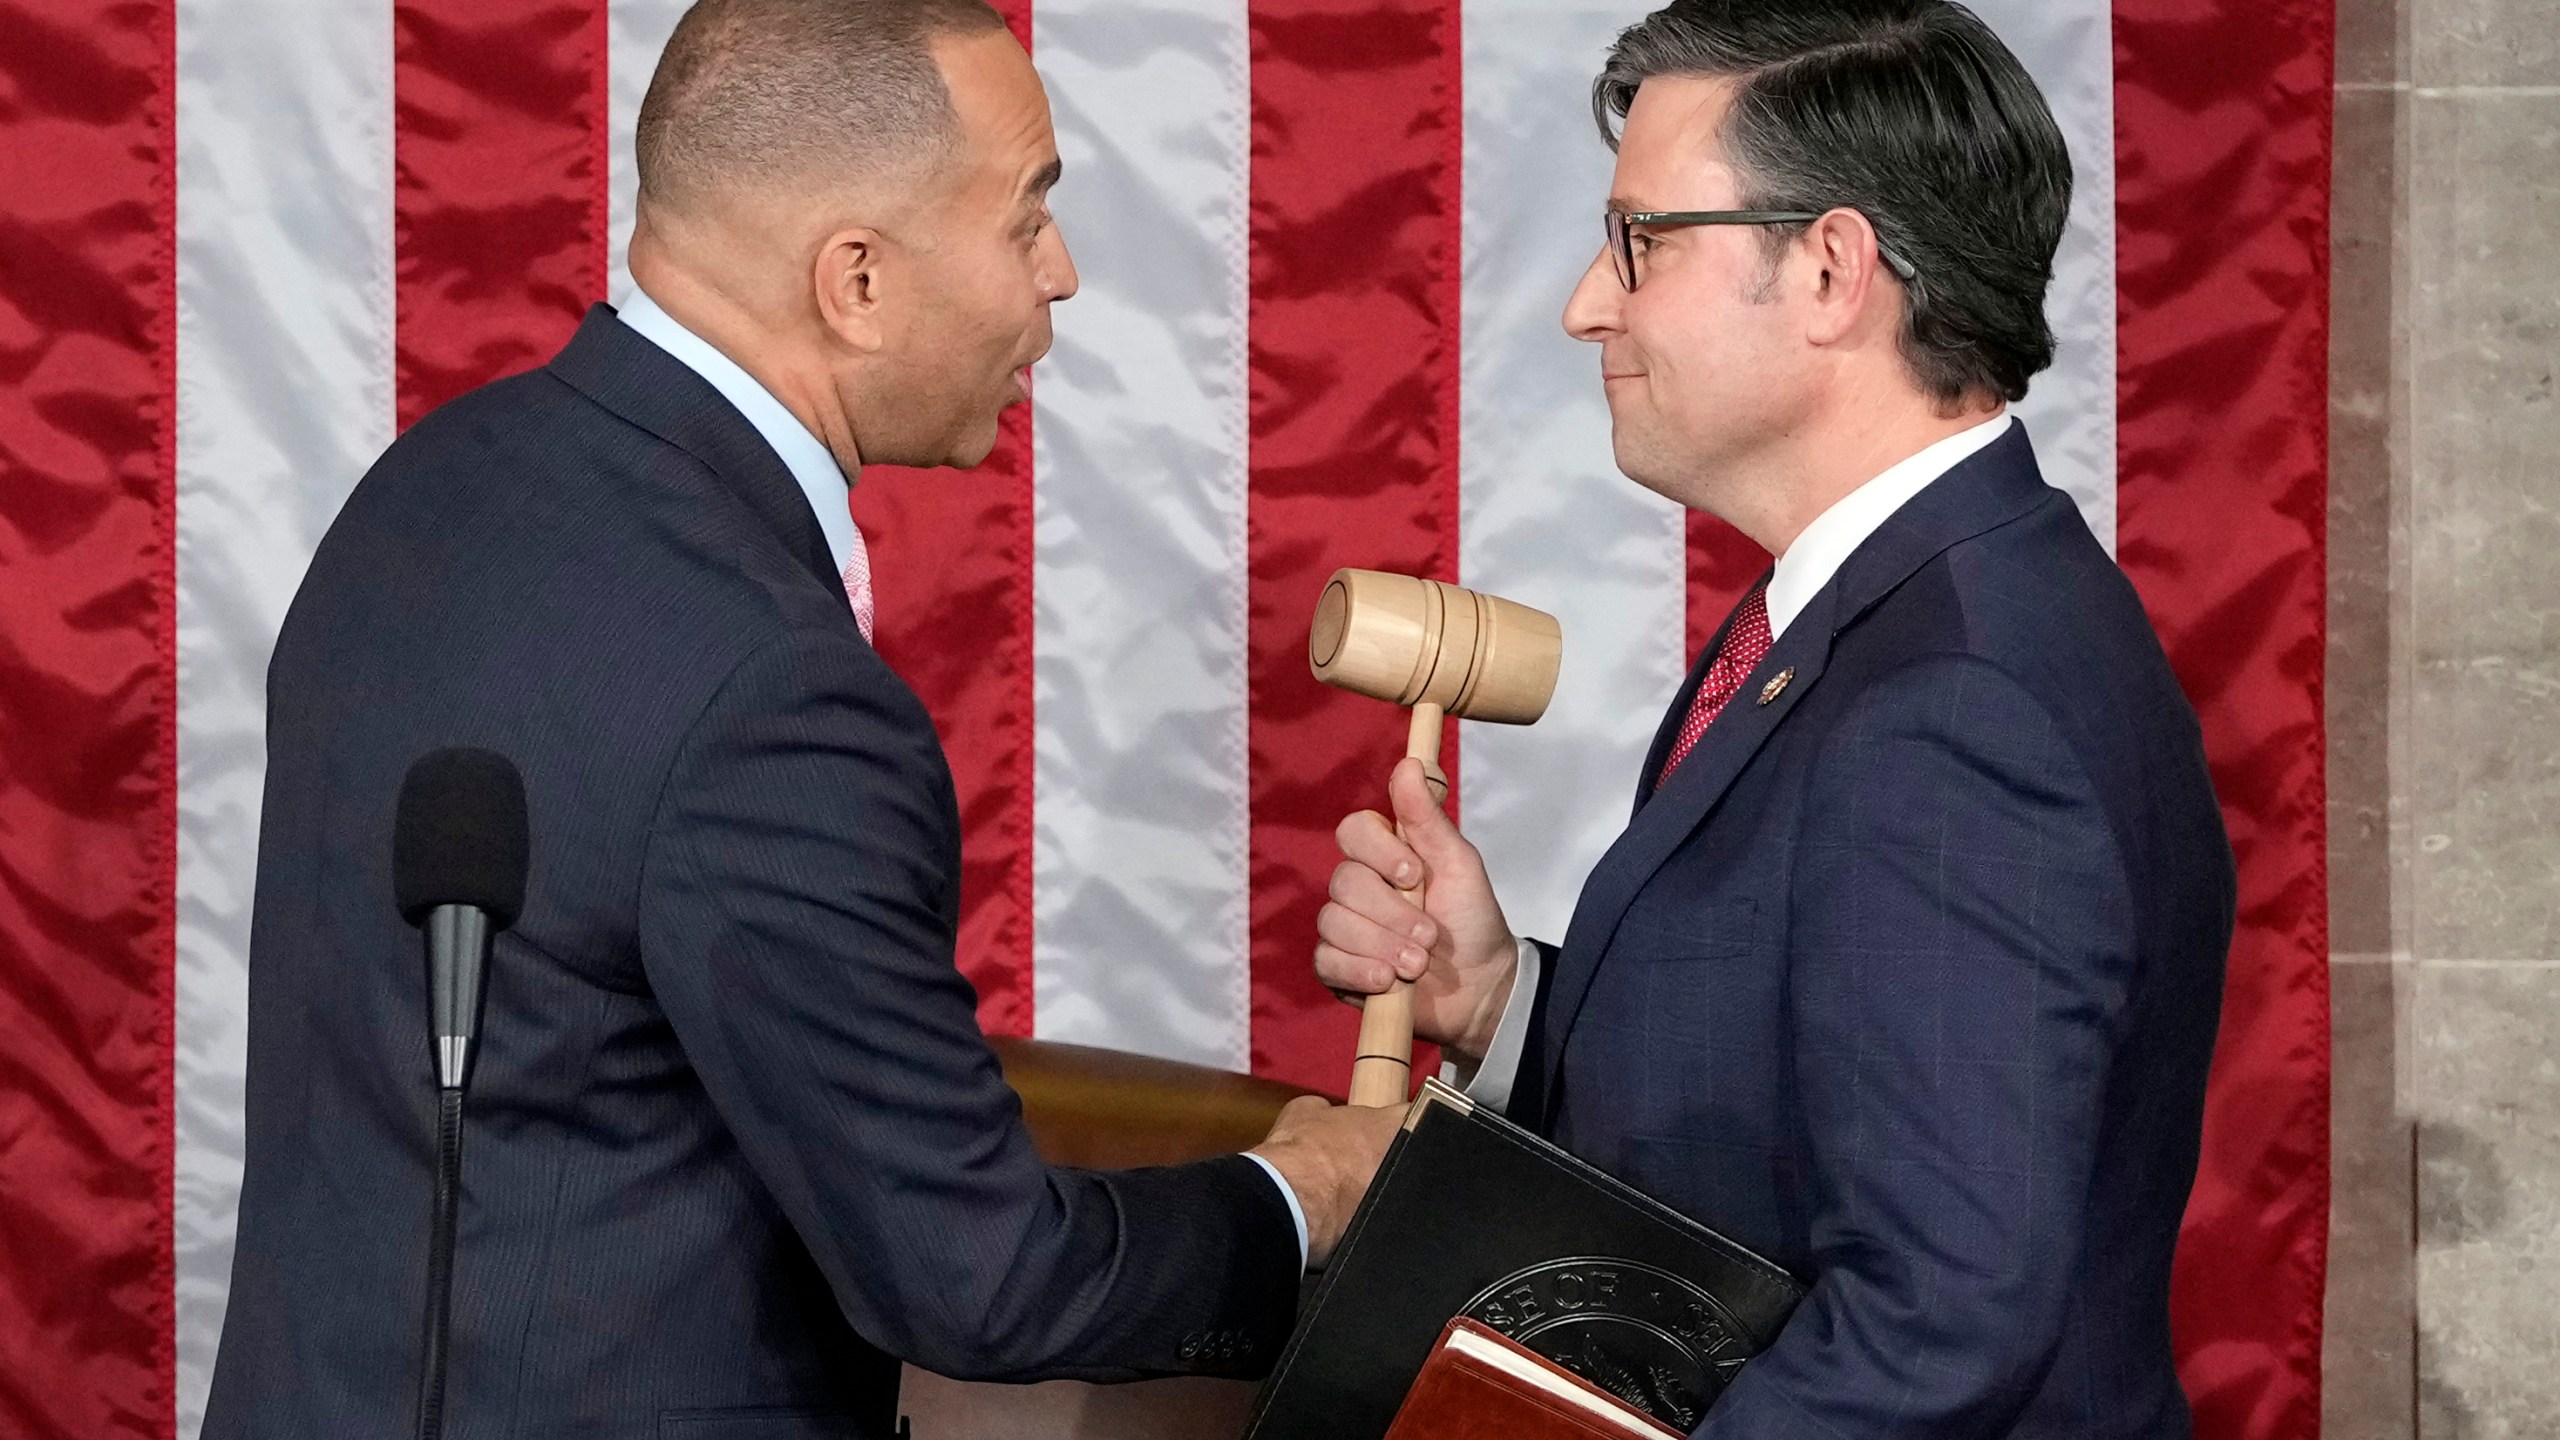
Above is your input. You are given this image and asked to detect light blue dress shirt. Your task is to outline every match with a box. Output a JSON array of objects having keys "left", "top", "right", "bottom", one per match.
[
  {"left": 611, "top": 287, "right": 1314, "bottom": 1271},
  {"left": 616, "top": 288, "right": 860, "bottom": 576}
]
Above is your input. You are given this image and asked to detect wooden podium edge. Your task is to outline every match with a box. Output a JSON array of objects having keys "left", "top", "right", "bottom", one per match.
[{"left": 989, "top": 1035, "right": 1333, "bottom": 1171}]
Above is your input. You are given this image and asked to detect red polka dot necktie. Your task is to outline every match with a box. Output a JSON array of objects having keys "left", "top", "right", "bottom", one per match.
[{"left": 1657, "top": 585, "right": 1772, "bottom": 787}]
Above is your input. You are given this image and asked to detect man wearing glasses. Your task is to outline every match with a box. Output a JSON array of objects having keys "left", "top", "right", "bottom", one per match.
[{"left": 1316, "top": 2, "right": 2235, "bottom": 1437}]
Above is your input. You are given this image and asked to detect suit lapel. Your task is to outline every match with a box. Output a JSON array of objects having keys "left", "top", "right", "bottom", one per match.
[
  {"left": 1534, "top": 424, "right": 2060, "bottom": 1122},
  {"left": 546, "top": 304, "right": 843, "bottom": 601},
  {"left": 1630, "top": 573, "right": 1773, "bottom": 819},
  {"left": 1538, "top": 581, "right": 1840, "bottom": 1091}
]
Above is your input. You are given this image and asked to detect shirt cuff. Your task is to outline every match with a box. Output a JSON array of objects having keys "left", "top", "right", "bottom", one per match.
[
  {"left": 1437, "top": 937, "right": 1542, "bottom": 1116},
  {"left": 1241, "top": 1151, "right": 1312, "bottom": 1272}
]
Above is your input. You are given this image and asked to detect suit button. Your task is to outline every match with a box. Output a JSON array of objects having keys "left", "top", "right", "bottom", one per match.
[{"left": 1179, "top": 1332, "right": 1205, "bottom": 1359}]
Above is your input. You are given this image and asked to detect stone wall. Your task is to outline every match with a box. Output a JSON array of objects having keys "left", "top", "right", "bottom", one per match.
[{"left": 2326, "top": 0, "right": 2560, "bottom": 1433}]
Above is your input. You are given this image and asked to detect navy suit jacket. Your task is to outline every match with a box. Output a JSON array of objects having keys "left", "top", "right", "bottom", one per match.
[
  {"left": 202, "top": 308, "right": 1299, "bottom": 1440},
  {"left": 1511, "top": 427, "right": 2234, "bottom": 1438}
]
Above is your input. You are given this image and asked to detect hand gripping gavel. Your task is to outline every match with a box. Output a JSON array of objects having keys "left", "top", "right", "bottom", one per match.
[{"left": 1307, "top": 569, "right": 1563, "bottom": 1106}]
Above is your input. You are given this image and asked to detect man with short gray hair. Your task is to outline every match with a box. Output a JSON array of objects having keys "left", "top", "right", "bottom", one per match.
[
  {"left": 1318, "top": 2, "right": 2234, "bottom": 1435},
  {"left": 204, "top": 4, "right": 1398, "bottom": 1437}
]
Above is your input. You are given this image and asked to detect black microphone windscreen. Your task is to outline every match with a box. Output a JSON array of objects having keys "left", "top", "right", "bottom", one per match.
[{"left": 393, "top": 748, "right": 529, "bottom": 928}]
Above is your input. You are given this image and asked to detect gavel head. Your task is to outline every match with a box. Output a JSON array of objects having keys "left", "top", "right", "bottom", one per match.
[{"left": 1307, "top": 569, "right": 1562, "bottom": 725}]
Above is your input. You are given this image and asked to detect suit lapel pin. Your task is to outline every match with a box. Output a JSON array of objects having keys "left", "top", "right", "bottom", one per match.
[{"left": 1758, "top": 668, "right": 1795, "bottom": 706}]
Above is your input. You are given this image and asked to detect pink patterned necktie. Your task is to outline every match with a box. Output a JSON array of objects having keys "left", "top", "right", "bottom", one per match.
[
  {"left": 1657, "top": 586, "right": 1773, "bottom": 787},
  {"left": 840, "top": 516, "right": 876, "bottom": 645}
]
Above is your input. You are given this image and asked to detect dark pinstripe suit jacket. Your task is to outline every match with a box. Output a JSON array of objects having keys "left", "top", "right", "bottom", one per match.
[
  {"left": 1512, "top": 426, "right": 2235, "bottom": 1439},
  {"left": 202, "top": 308, "right": 1298, "bottom": 1440}
]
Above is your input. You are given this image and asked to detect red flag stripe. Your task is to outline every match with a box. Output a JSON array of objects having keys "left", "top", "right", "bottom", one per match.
[
  {"left": 392, "top": 0, "right": 608, "bottom": 430},
  {"left": 1684, "top": 512, "right": 1770, "bottom": 666},
  {"left": 852, "top": 402, "right": 1039, "bottom": 1039},
  {"left": 1245, "top": 0, "right": 1463, "bottom": 1093},
  {"left": 0, "top": 1, "right": 178, "bottom": 1435},
  {"left": 2115, "top": 1, "right": 2333, "bottom": 1435},
  {"left": 851, "top": 0, "right": 1040, "bottom": 1038}
]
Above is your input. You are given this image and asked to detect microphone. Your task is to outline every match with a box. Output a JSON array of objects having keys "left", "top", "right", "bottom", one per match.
[
  {"left": 394, "top": 748, "right": 528, "bottom": 1090},
  {"left": 392, "top": 747, "right": 526, "bottom": 1440}
]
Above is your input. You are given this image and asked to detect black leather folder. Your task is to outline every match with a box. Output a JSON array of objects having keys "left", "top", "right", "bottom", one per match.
[{"left": 1243, "top": 1079, "right": 1803, "bottom": 1440}]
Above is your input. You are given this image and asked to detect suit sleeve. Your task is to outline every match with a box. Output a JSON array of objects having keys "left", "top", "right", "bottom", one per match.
[
  {"left": 1697, "top": 654, "right": 2138, "bottom": 1439},
  {"left": 635, "top": 628, "right": 1300, "bottom": 1383}
]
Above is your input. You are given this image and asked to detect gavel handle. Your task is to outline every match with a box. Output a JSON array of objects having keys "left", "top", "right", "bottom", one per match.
[{"left": 1349, "top": 703, "right": 1446, "bottom": 1107}]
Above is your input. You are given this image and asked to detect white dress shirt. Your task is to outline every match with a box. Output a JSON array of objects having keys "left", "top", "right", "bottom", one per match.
[
  {"left": 614, "top": 289, "right": 1315, "bottom": 1268},
  {"left": 1453, "top": 412, "right": 2014, "bottom": 1113}
]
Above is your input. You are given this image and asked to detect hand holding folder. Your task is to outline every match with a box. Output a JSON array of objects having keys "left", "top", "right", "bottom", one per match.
[{"left": 1243, "top": 1080, "right": 1802, "bottom": 1440}]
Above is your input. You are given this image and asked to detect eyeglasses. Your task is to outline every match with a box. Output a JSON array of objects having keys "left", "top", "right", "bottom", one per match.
[{"left": 1606, "top": 208, "right": 1919, "bottom": 291}]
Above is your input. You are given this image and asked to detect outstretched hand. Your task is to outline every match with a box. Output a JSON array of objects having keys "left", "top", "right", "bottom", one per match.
[
  {"left": 1313, "top": 757, "right": 1521, "bottom": 1063},
  {"left": 1248, "top": 1095, "right": 1407, "bottom": 1267}
]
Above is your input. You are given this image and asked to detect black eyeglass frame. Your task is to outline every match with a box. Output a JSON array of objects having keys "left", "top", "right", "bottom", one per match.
[{"left": 1606, "top": 208, "right": 1919, "bottom": 289}]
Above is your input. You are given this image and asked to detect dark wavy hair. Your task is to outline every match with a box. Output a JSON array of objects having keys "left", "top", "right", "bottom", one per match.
[{"left": 1594, "top": 0, "right": 2071, "bottom": 407}]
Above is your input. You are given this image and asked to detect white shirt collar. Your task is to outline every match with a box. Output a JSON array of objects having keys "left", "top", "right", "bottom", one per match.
[
  {"left": 1762, "top": 412, "right": 2014, "bottom": 642},
  {"left": 613, "top": 287, "right": 859, "bottom": 576}
]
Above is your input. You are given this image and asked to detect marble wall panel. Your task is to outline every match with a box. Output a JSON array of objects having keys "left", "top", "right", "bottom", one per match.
[
  {"left": 2327, "top": 958, "right": 2419, "bottom": 1440},
  {"left": 2411, "top": 963, "right": 2560, "bottom": 1439},
  {"left": 2411, "top": 0, "right": 2560, "bottom": 87},
  {"left": 2327, "top": 0, "right": 2421, "bottom": 1425},
  {"left": 2393, "top": 12, "right": 2560, "bottom": 1433},
  {"left": 2404, "top": 87, "right": 2560, "bottom": 966},
  {"left": 2331, "top": 76, "right": 2412, "bottom": 959},
  {"left": 2337, "top": 0, "right": 2414, "bottom": 85}
]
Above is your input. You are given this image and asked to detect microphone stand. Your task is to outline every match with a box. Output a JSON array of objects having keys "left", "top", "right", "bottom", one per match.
[
  {"left": 417, "top": 1089, "right": 465, "bottom": 1440},
  {"left": 416, "top": 901, "right": 490, "bottom": 1440}
]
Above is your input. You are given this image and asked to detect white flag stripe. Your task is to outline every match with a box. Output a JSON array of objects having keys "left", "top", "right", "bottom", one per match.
[
  {"left": 1029, "top": 0, "right": 1254, "bottom": 1070},
  {"left": 172, "top": 0, "right": 397, "bottom": 1431},
  {"left": 1974, "top": 0, "right": 2119, "bottom": 552},
  {"left": 1460, "top": 1, "right": 1693, "bottom": 947},
  {"left": 608, "top": 0, "right": 691, "bottom": 310}
]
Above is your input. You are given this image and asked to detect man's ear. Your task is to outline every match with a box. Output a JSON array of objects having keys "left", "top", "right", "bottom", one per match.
[
  {"left": 813, "top": 226, "right": 890, "bottom": 352},
  {"left": 1800, "top": 207, "right": 1888, "bottom": 347}
]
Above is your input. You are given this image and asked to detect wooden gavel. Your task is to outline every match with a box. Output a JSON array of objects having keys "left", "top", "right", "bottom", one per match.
[{"left": 1307, "top": 568, "right": 1562, "bottom": 1106}]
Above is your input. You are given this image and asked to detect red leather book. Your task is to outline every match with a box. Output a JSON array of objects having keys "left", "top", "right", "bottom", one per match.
[{"left": 1382, "top": 1318, "right": 1687, "bottom": 1440}]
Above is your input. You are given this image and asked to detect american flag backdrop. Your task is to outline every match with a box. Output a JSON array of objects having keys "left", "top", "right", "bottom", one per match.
[{"left": 0, "top": 0, "right": 2332, "bottom": 1437}]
